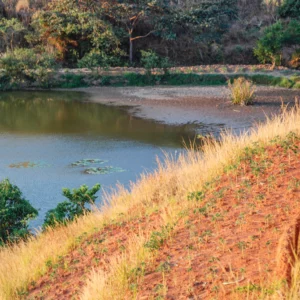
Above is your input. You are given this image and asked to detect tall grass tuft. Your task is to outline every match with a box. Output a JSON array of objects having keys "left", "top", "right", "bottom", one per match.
[{"left": 228, "top": 77, "right": 256, "bottom": 106}]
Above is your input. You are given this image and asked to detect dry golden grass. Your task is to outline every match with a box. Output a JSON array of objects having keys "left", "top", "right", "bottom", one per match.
[
  {"left": 81, "top": 235, "right": 150, "bottom": 300},
  {"left": 1, "top": 106, "right": 300, "bottom": 299}
]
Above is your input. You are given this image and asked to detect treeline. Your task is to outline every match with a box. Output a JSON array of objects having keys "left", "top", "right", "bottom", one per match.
[{"left": 0, "top": 0, "right": 299, "bottom": 71}]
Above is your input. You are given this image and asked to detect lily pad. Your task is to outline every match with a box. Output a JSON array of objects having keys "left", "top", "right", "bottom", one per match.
[
  {"left": 71, "top": 159, "right": 107, "bottom": 167},
  {"left": 9, "top": 161, "right": 50, "bottom": 168},
  {"left": 83, "top": 166, "right": 126, "bottom": 175}
]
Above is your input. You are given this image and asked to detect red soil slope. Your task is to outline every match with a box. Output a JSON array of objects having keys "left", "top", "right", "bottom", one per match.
[{"left": 28, "top": 133, "right": 300, "bottom": 299}]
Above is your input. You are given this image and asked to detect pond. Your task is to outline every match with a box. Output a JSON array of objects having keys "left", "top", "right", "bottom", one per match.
[{"left": 0, "top": 91, "right": 222, "bottom": 228}]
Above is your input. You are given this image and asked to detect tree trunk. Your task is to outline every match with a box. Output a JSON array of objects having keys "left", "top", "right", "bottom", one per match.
[{"left": 129, "top": 37, "right": 133, "bottom": 64}]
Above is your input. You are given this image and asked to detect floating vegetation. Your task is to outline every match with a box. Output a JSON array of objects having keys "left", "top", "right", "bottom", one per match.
[
  {"left": 71, "top": 158, "right": 125, "bottom": 175},
  {"left": 71, "top": 159, "right": 108, "bottom": 167},
  {"left": 9, "top": 161, "right": 50, "bottom": 169},
  {"left": 84, "top": 166, "right": 126, "bottom": 175}
]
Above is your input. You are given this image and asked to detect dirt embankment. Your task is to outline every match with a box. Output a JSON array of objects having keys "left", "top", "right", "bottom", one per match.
[{"left": 27, "top": 134, "right": 300, "bottom": 299}]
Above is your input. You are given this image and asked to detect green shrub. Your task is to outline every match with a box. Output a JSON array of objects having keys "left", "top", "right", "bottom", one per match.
[
  {"left": 140, "top": 50, "right": 171, "bottom": 75},
  {"left": 0, "top": 73, "right": 11, "bottom": 90},
  {"left": 254, "top": 22, "right": 284, "bottom": 67},
  {"left": 250, "top": 74, "right": 274, "bottom": 85},
  {"left": 0, "top": 179, "right": 38, "bottom": 245},
  {"left": 101, "top": 76, "right": 111, "bottom": 85},
  {"left": 77, "top": 51, "right": 123, "bottom": 69},
  {"left": 277, "top": 77, "right": 294, "bottom": 88},
  {"left": 228, "top": 77, "right": 256, "bottom": 106},
  {"left": 254, "top": 20, "right": 300, "bottom": 68},
  {"left": 249, "top": 74, "right": 296, "bottom": 88},
  {"left": 58, "top": 74, "right": 87, "bottom": 88},
  {"left": 43, "top": 184, "right": 100, "bottom": 228},
  {"left": 0, "top": 48, "right": 57, "bottom": 83},
  {"left": 166, "top": 74, "right": 227, "bottom": 85},
  {"left": 0, "top": 18, "right": 26, "bottom": 51},
  {"left": 290, "top": 50, "right": 300, "bottom": 69},
  {"left": 123, "top": 73, "right": 157, "bottom": 86},
  {"left": 294, "top": 82, "right": 300, "bottom": 89},
  {"left": 140, "top": 50, "right": 160, "bottom": 74},
  {"left": 122, "top": 73, "right": 232, "bottom": 87},
  {"left": 160, "top": 57, "right": 172, "bottom": 75}
]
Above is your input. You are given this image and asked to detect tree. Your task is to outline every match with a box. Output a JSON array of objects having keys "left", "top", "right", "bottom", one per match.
[
  {"left": 254, "top": 21, "right": 284, "bottom": 67},
  {"left": 254, "top": 20, "right": 300, "bottom": 67},
  {"left": 278, "top": 0, "right": 300, "bottom": 19},
  {"left": 0, "top": 179, "right": 38, "bottom": 245},
  {"left": 0, "top": 48, "right": 57, "bottom": 84},
  {"left": 32, "top": 0, "right": 121, "bottom": 63},
  {"left": 106, "top": 0, "right": 167, "bottom": 64},
  {"left": 157, "top": 0, "right": 238, "bottom": 63},
  {"left": 43, "top": 183, "right": 101, "bottom": 228},
  {"left": 0, "top": 18, "right": 26, "bottom": 52},
  {"left": 177, "top": 0, "right": 238, "bottom": 41}
]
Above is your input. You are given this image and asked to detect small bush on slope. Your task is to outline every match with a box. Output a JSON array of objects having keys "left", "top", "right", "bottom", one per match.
[
  {"left": 0, "top": 179, "right": 38, "bottom": 245},
  {"left": 43, "top": 184, "right": 101, "bottom": 229}
]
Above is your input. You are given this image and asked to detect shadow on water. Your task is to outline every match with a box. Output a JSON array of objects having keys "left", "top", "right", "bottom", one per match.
[{"left": 0, "top": 91, "right": 222, "bottom": 148}]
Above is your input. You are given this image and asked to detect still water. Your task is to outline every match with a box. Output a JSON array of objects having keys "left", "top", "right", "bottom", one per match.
[{"left": 0, "top": 91, "right": 213, "bottom": 227}]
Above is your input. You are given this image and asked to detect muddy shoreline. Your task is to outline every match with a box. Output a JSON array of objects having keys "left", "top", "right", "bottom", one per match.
[{"left": 72, "top": 86, "right": 300, "bottom": 135}]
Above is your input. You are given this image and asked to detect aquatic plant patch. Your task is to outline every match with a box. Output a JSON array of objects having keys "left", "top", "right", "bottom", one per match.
[
  {"left": 71, "top": 159, "right": 108, "bottom": 167},
  {"left": 83, "top": 166, "right": 126, "bottom": 175},
  {"left": 9, "top": 161, "right": 50, "bottom": 168}
]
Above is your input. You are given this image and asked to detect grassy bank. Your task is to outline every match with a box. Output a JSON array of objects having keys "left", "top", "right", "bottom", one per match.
[
  {"left": 1, "top": 105, "right": 300, "bottom": 298},
  {"left": 1, "top": 69, "right": 300, "bottom": 90},
  {"left": 81, "top": 73, "right": 299, "bottom": 89}
]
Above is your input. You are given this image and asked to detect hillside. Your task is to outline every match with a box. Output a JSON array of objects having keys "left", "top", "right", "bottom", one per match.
[
  {"left": 1, "top": 107, "right": 300, "bottom": 299},
  {"left": 0, "top": 0, "right": 300, "bottom": 70},
  {"left": 28, "top": 133, "right": 300, "bottom": 299}
]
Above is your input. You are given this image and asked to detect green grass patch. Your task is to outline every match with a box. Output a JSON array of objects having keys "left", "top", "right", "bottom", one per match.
[
  {"left": 1, "top": 71, "right": 300, "bottom": 90},
  {"left": 106, "top": 73, "right": 300, "bottom": 88},
  {"left": 56, "top": 74, "right": 87, "bottom": 88}
]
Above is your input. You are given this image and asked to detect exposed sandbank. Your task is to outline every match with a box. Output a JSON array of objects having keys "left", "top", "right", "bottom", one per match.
[{"left": 73, "top": 86, "right": 300, "bottom": 134}]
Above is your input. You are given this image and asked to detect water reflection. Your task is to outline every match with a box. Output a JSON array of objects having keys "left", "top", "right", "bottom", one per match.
[{"left": 0, "top": 91, "right": 200, "bottom": 147}]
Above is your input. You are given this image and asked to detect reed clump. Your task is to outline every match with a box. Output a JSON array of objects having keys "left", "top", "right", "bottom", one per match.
[{"left": 228, "top": 77, "right": 256, "bottom": 106}]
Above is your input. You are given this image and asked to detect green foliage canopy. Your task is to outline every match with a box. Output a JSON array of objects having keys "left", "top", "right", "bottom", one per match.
[
  {"left": 140, "top": 50, "right": 171, "bottom": 74},
  {"left": 278, "top": 0, "right": 300, "bottom": 19},
  {"left": 254, "top": 20, "right": 300, "bottom": 67},
  {"left": 0, "top": 18, "right": 26, "bottom": 51},
  {"left": 32, "top": 0, "right": 120, "bottom": 63},
  {"left": 0, "top": 48, "right": 57, "bottom": 84},
  {"left": 177, "top": 0, "right": 238, "bottom": 42}
]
